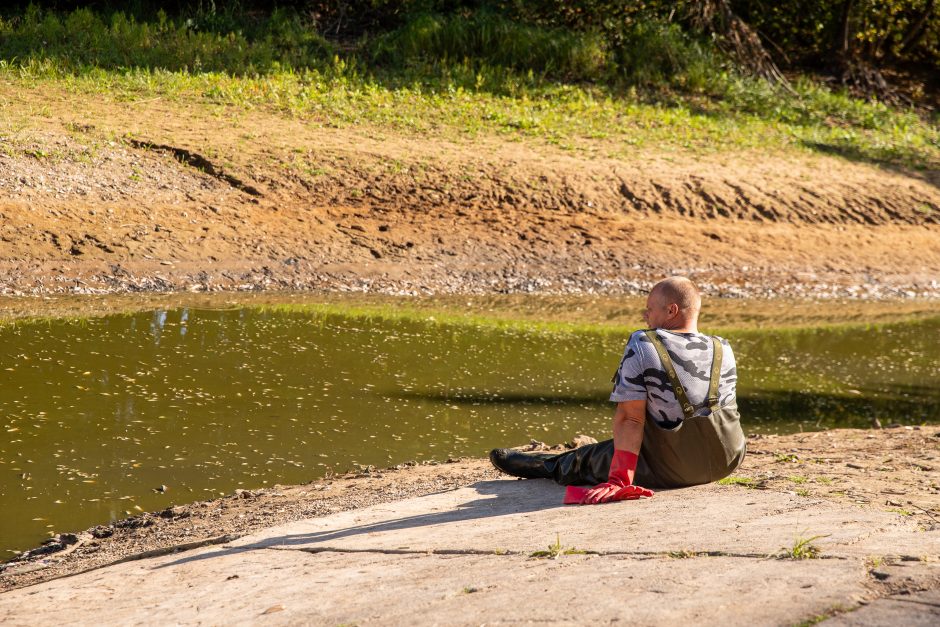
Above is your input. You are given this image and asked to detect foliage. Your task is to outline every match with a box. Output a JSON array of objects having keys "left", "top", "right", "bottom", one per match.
[
  {"left": 0, "top": 4, "right": 936, "bottom": 169},
  {"left": 778, "top": 533, "right": 830, "bottom": 559},
  {"left": 529, "top": 534, "right": 588, "bottom": 559},
  {"left": 5, "top": 1, "right": 938, "bottom": 70},
  {"left": 732, "top": 0, "right": 939, "bottom": 67},
  {"left": 612, "top": 19, "right": 720, "bottom": 90},
  {"left": 369, "top": 11, "right": 608, "bottom": 81},
  {"left": 717, "top": 476, "right": 758, "bottom": 487},
  {"left": 0, "top": 4, "right": 334, "bottom": 73}
]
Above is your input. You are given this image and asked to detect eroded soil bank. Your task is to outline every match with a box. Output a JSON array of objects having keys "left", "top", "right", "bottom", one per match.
[
  {"left": 1, "top": 86, "right": 939, "bottom": 299},
  {"left": 2, "top": 425, "right": 938, "bottom": 595}
]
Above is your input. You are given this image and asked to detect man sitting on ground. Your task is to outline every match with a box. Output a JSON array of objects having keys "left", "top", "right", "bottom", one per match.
[{"left": 489, "top": 276, "right": 746, "bottom": 504}]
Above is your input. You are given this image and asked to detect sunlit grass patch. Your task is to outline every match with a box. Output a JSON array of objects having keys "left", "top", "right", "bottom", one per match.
[
  {"left": 529, "top": 534, "right": 589, "bottom": 559},
  {"left": 1, "top": 59, "right": 937, "bottom": 169},
  {"left": 717, "top": 476, "right": 758, "bottom": 488},
  {"left": 778, "top": 533, "right": 830, "bottom": 560},
  {"left": 0, "top": 5, "right": 937, "bottom": 167}
]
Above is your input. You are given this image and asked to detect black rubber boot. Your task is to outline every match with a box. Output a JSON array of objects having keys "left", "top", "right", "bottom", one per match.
[
  {"left": 491, "top": 441, "right": 659, "bottom": 487},
  {"left": 488, "top": 448, "right": 555, "bottom": 479},
  {"left": 543, "top": 439, "right": 658, "bottom": 487},
  {"left": 543, "top": 439, "right": 615, "bottom": 486}
]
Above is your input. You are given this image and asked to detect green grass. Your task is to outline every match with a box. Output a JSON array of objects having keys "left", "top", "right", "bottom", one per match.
[
  {"left": 0, "top": 6, "right": 333, "bottom": 74},
  {"left": 793, "top": 605, "right": 852, "bottom": 627},
  {"left": 779, "top": 533, "right": 830, "bottom": 560},
  {"left": 369, "top": 11, "right": 608, "bottom": 82},
  {"left": 0, "top": 7, "right": 936, "bottom": 167},
  {"left": 8, "top": 57, "right": 934, "bottom": 167},
  {"left": 529, "top": 534, "right": 588, "bottom": 559},
  {"left": 717, "top": 476, "right": 758, "bottom": 488},
  {"left": 667, "top": 549, "right": 701, "bottom": 558}
]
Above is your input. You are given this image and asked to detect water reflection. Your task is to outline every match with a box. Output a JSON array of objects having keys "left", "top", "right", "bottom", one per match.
[{"left": 0, "top": 307, "right": 937, "bottom": 554}]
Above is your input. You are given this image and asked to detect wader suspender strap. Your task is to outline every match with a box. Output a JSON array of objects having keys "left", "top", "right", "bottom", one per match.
[
  {"left": 706, "top": 336, "right": 723, "bottom": 410},
  {"left": 644, "top": 330, "right": 694, "bottom": 419},
  {"left": 644, "top": 330, "right": 723, "bottom": 419}
]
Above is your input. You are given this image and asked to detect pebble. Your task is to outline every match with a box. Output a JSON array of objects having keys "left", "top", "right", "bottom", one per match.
[{"left": 3, "top": 270, "right": 937, "bottom": 300}]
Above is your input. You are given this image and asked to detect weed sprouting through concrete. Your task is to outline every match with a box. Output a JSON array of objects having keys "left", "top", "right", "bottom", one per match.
[{"left": 779, "top": 533, "right": 830, "bottom": 560}]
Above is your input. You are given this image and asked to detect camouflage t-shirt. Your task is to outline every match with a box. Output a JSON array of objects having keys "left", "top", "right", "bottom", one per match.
[{"left": 609, "top": 329, "right": 738, "bottom": 429}]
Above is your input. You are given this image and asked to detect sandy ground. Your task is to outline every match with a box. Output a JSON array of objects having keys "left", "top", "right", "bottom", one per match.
[
  {"left": 1, "top": 83, "right": 938, "bottom": 299},
  {"left": 2, "top": 425, "right": 937, "bottom": 597}
]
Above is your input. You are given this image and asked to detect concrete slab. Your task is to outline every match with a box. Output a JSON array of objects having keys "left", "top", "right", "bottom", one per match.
[
  {"left": 825, "top": 590, "right": 940, "bottom": 626},
  {"left": 0, "top": 545, "right": 863, "bottom": 626},
  {"left": 2, "top": 478, "right": 938, "bottom": 626},
  {"left": 229, "top": 479, "right": 927, "bottom": 559}
]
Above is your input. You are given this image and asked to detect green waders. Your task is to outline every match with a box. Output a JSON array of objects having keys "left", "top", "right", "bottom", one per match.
[{"left": 543, "top": 330, "right": 746, "bottom": 489}]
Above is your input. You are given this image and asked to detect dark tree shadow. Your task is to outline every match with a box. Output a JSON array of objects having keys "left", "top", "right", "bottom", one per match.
[
  {"left": 398, "top": 386, "right": 940, "bottom": 429},
  {"left": 392, "top": 389, "right": 605, "bottom": 407},
  {"left": 798, "top": 140, "right": 940, "bottom": 192}
]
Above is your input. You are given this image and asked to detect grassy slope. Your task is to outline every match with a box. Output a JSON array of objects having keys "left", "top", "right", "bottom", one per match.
[
  {"left": 0, "top": 6, "right": 936, "bottom": 169},
  {"left": 6, "top": 59, "right": 937, "bottom": 170}
]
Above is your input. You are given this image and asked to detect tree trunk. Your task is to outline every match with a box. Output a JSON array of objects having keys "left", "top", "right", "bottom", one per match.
[
  {"left": 686, "top": 0, "right": 791, "bottom": 88},
  {"left": 838, "top": 0, "right": 855, "bottom": 56},
  {"left": 898, "top": 0, "right": 935, "bottom": 55}
]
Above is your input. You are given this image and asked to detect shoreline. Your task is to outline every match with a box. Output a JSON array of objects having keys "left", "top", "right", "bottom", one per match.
[
  {"left": 3, "top": 425, "right": 938, "bottom": 594},
  {"left": 2, "top": 247, "right": 938, "bottom": 302},
  {"left": 2, "top": 290, "right": 939, "bottom": 331}
]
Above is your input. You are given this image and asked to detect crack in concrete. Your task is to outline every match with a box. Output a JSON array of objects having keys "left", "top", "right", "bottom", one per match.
[
  {"left": 259, "top": 545, "right": 848, "bottom": 561},
  {"left": 885, "top": 596, "right": 940, "bottom": 609}
]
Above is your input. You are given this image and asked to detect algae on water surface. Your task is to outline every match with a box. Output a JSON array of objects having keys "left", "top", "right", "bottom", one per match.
[{"left": 1, "top": 304, "right": 937, "bottom": 555}]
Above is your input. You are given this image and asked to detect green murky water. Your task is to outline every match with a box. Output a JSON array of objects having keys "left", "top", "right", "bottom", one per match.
[{"left": 1, "top": 307, "right": 938, "bottom": 554}]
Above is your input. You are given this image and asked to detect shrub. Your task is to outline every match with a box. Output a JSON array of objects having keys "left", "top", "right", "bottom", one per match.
[
  {"left": 613, "top": 19, "right": 724, "bottom": 91},
  {"left": 369, "top": 11, "right": 610, "bottom": 82},
  {"left": 0, "top": 4, "right": 334, "bottom": 74}
]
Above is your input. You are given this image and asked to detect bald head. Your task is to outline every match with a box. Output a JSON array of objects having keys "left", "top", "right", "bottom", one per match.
[
  {"left": 652, "top": 277, "right": 701, "bottom": 315},
  {"left": 644, "top": 276, "right": 701, "bottom": 331}
]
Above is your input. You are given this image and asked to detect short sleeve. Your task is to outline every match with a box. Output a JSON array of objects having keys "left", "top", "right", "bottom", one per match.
[{"left": 609, "top": 332, "right": 648, "bottom": 403}]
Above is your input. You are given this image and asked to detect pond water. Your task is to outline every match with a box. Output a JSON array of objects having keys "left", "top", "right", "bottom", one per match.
[{"left": 2, "top": 306, "right": 938, "bottom": 554}]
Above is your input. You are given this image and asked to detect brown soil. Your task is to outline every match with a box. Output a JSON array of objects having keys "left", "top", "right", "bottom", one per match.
[
  {"left": 2, "top": 426, "right": 937, "bottom": 593},
  {"left": 1, "top": 84, "right": 938, "bottom": 299}
]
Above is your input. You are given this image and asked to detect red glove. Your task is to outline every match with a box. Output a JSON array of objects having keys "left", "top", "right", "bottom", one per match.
[{"left": 564, "top": 450, "right": 653, "bottom": 505}]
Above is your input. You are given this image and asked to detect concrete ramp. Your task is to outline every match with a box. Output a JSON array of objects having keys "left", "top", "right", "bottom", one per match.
[{"left": 2, "top": 478, "right": 938, "bottom": 626}]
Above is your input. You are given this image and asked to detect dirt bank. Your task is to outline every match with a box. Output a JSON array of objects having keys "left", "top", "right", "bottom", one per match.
[
  {"left": 2, "top": 425, "right": 938, "bottom": 594},
  {"left": 1, "top": 85, "right": 939, "bottom": 299}
]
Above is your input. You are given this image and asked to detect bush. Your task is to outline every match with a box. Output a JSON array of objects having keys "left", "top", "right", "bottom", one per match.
[
  {"left": 0, "top": 4, "right": 334, "bottom": 74},
  {"left": 369, "top": 11, "right": 610, "bottom": 81},
  {"left": 613, "top": 20, "right": 723, "bottom": 91}
]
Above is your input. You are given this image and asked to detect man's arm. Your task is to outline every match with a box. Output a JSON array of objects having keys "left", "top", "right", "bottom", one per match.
[
  {"left": 613, "top": 399, "right": 645, "bottom": 454},
  {"left": 578, "top": 400, "right": 651, "bottom": 504}
]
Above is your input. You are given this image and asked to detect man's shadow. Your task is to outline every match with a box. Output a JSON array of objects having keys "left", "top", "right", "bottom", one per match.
[{"left": 155, "top": 478, "right": 564, "bottom": 569}]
